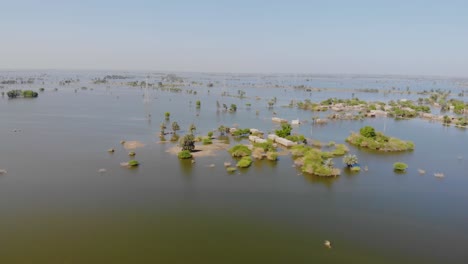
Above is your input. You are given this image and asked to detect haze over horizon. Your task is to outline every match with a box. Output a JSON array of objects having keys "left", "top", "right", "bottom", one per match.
[{"left": 2, "top": 0, "right": 467, "bottom": 77}]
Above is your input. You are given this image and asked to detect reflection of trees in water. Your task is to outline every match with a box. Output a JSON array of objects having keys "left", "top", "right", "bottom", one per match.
[
  {"left": 302, "top": 172, "right": 338, "bottom": 189},
  {"left": 178, "top": 159, "right": 193, "bottom": 178},
  {"left": 342, "top": 167, "right": 360, "bottom": 179},
  {"left": 217, "top": 135, "right": 230, "bottom": 144},
  {"left": 252, "top": 159, "right": 278, "bottom": 170}
]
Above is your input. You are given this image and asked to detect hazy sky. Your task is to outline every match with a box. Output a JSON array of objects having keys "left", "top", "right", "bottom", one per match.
[{"left": 1, "top": 0, "right": 467, "bottom": 76}]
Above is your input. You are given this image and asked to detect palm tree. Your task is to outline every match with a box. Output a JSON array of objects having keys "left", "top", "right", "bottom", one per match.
[
  {"left": 342, "top": 154, "right": 358, "bottom": 167},
  {"left": 324, "top": 158, "right": 334, "bottom": 169}
]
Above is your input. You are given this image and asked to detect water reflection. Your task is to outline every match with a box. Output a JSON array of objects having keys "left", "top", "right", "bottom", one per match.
[
  {"left": 302, "top": 172, "right": 338, "bottom": 188},
  {"left": 178, "top": 159, "right": 193, "bottom": 178}
]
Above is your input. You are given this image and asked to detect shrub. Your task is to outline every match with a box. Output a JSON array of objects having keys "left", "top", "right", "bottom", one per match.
[
  {"left": 232, "top": 128, "right": 250, "bottom": 137},
  {"left": 347, "top": 129, "right": 414, "bottom": 152},
  {"left": 286, "top": 134, "right": 306, "bottom": 143},
  {"left": 128, "top": 160, "right": 139, "bottom": 167},
  {"left": 226, "top": 166, "right": 237, "bottom": 173},
  {"left": 266, "top": 151, "right": 278, "bottom": 161},
  {"left": 290, "top": 145, "right": 309, "bottom": 157},
  {"left": 178, "top": 150, "right": 192, "bottom": 159},
  {"left": 228, "top": 145, "right": 252, "bottom": 157},
  {"left": 22, "top": 90, "right": 38, "bottom": 97},
  {"left": 393, "top": 162, "right": 408, "bottom": 172},
  {"left": 207, "top": 131, "right": 214, "bottom": 138},
  {"left": 229, "top": 104, "right": 237, "bottom": 112},
  {"left": 330, "top": 144, "right": 349, "bottom": 156},
  {"left": 237, "top": 156, "right": 253, "bottom": 168},
  {"left": 350, "top": 166, "right": 361, "bottom": 172},
  {"left": 7, "top": 90, "right": 21, "bottom": 98},
  {"left": 253, "top": 140, "right": 276, "bottom": 152},
  {"left": 252, "top": 147, "right": 265, "bottom": 159},
  {"left": 128, "top": 151, "right": 136, "bottom": 156},
  {"left": 179, "top": 134, "right": 195, "bottom": 151},
  {"left": 275, "top": 123, "right": 292, "bottom": 138},
  {"left": 360, "top": 126, "right": 376, "bottom": 138},
  {"left": 202, "top": 137, "right": 212, "bottom": 145}
]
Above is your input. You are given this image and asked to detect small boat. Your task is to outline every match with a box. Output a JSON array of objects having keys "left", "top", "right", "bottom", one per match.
[
  {"left": 434, "top": 173, "right": 444, "bottom": 178},
  {"left": 324, "top": 240, "right": 332, "bottom": 249}
]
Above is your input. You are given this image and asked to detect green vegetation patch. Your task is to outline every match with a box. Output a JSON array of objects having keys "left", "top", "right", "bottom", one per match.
[
  {"left": 178, "top": 150, "right": 193, "bottom": 159},
  {"left": 128, "top": 160, "right": 140, "bottom": 167},
  {"left": 393, "top": 162, "right": 408, "bottom": 172},
  {"left": 236, "top": 156, "right": 253, "bottom": 168},
  {"left": 291, "top": 146, "right": 341, "bottom": 177},
  {"left": 347, "top": 126, "right": 414, "bottom": 152},
  {"left": 7, "top": 90, "right": 38, "bottom": 98},
  {"left": 228, "top": 145, "right": 252, "bottom": 157},
  {"left": 266, "top": 151, "right": 278, "bottom": 161}
]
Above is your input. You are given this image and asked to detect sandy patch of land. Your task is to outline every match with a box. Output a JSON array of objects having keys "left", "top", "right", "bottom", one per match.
[
  {"left": 123, "top": 141, "right": 145, "bottom": 150},
  {"left": 166, "top": 140, "right": 230, "bottom": 158}
]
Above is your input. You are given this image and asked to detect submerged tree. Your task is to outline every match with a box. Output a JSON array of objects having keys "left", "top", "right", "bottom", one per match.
[
  {"left": 275, "top": 123, "right": 292, "bottom": 138},
  {"left": 172, "top": 121, "right": 180, "bottom": 133},
  {"left": 359, "top": 126, "right": 376, "bottom": 139},
  {"left": 160, "top": 122, "right": 167, "bottom": 135},
  {"left": 180, "top": 134, "right": 195, "bottom": 151},
  {"left": 189, "top": 123, "right": 196, "bottom": 134},
  {"left": 218, "top": 125, "right": 226, "bottom": 136},
  {"left": 229, "top": 104, "right": 237, "bottom": 112}
]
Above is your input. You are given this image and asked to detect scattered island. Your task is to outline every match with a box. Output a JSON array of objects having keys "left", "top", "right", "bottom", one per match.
[
  {"left": 293, "top": 96, "right": 467, "bottom": 128},
  {"left": 346, "top": 126, "right": 414, "bottom": 152},
  {"left": 6, "top": 90, "right": 38, "bottom": 98},
  {"left": 291, "top": 144, "right": 348, "bottom": 177}
]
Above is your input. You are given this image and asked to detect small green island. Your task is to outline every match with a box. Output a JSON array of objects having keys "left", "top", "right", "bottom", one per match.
[
  {"left": 7, "top": 89, "right": 39, "bottom": 98},
  {"left": 346, "top": 126, "right": 415, "bottom": 152},
  {"left": 291, "top": 144, "right": 349, "bottom": 177}
]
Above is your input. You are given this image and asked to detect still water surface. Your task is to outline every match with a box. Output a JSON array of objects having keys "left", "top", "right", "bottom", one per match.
[{"left": 0, "top": 72, "right": 467, "bottom": 263}]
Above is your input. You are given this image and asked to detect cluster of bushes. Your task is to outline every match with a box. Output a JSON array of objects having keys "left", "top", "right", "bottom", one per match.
[
  {"left": 285, "top": 134, "right": 306, "bottom": 143},
  {"left": 320, "top": 97, "right": 367, "bottom": 106},
  {"left": 346, "top": 126, "right": 414, "bottom": 152},
  {"left": 252, "top": 140, "right": 278, "bottom": 161},
  {"left": 275, "top": 123, "right": 292, "bottom": 138},
  {"left": 449, "top": 99, "right": 467, "bottom": 114},
  {"left": 236, "top": 156, "right": 253, "bottom": 168},
  {"left": 292, "top": 147, "right": 340, "bottom": 177},
  {"left": 393, "top": 162, "right": 408, "bottom": 172},
  {"left": 455, "top": 117, "right": 468, "bottom": 127},
  {"left": 202, "top": 138, "right": 212, "bottom": 145},
  {"left": 178, "top": 150, "right": 192, "bottom": 159},
  {"left": 7, "top": 90, "right": 38, "bottom": 98},
  {"left": 228, "top": 145, "right": 251, "bottom": 157},
  {"left": 127, "top": 160, "right": 139, "bottom": 167},
  {"left": 290, "top": 144, "right": 348, "bottom": 177},
  {"left": 231, "top": 128, "right": 251, "bottom": 137}
]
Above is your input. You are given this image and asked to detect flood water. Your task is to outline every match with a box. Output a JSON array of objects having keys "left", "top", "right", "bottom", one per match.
[{"left": 0, "top": 71, "right": 467, "bottom": 263}]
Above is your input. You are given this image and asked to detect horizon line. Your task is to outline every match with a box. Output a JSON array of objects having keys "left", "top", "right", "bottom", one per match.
[{"left": 0, "top": 67, "right": 467, "bottom": 80}]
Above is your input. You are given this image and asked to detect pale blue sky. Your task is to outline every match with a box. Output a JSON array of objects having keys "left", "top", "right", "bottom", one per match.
[{"left": 1, "top": 0, "right": 467, "bottom": 76}]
